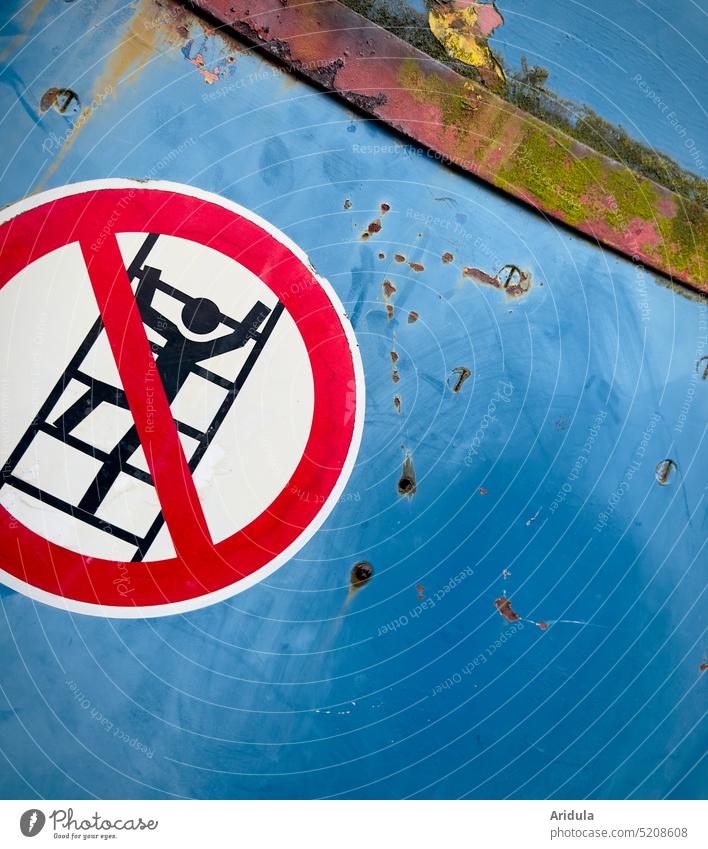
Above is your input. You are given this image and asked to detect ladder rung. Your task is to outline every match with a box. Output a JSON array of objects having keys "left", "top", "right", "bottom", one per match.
[
  {"left": 190, "top": 365, "right": 234, "bottom": 391},
  {"left": 4, "top": 475, "right": 144, "bottom": 547},
  {"left": 37, "top": 422, "right": 154, "bottom": 486}
]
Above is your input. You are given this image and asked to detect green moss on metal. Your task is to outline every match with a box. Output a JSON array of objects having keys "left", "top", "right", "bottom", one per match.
[
  {"left": 661, "top": 203, "right": 708, "bottom": 274},
  {"left": 602, "top": 168, "right": 658, "bottom": 228},
  {"left": 398, "top": 58, "right": 478, "bottom": 137},
  {"left": 341, "top": 0, "right": 707, "bottom": 209},
  {"left": 495, "top": 128, "right": 601, "bottom": 225},
  {"left": 326, "top": 1, "right": 707, "bottom": 283}
]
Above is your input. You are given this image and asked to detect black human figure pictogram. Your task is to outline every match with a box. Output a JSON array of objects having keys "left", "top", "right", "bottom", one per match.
[{"left": 1, "top": 233, "right": 284, "bottom": 560}]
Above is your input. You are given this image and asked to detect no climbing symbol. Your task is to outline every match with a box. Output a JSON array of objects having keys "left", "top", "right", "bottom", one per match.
[{"left": 0, "top": 180, "right": 364, "bottom": 617}]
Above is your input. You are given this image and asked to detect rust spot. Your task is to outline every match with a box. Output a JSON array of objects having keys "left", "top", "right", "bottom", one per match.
[
  {"left": 700, "top": 662, "right": 708, "bottom": 672},
  {"left": 655, "top": 459, "right": 677, "bottom": 486},
  {"left": 442, "top": 251, "right": 454, "bottom": 263},
  {"left": 463, "top": 266, "right": 498, "bottom": 286},
  {"left": 383, "top": 279, "right": 396, "bottom": 321},
  {"left": 495, "top": 596, "right": 520, "bottom": 622},
  {"left": 344, "top": 198, "right": 352, "bottom": 209},
  {"left": 40, "top": 88, "right": 80, "bottom": 114},
  {"left": 416, "top": 583, "right": 425, "bottom": 600},
  {"left": 394, "top": 254, "right": 406, "bottom": 263},
  {"left": 697, "top": 355, "right": 708, "bottom": 379},
  {"left": 390, "top": 351, "right": 399, "bottom": 363},
  {"left": 536, "top": 621, "right": 549, "bottom": 631},
  {"left": 409, "top": 261, "right": 425, "bottom": 272},
  {"left": 398, "top": 453, "right": 416, "bottom": 497},
  {"left": 408, "top": 310, "right": 419, "bottom": 323},
  {"left": 463, "top": 264, "right": 531, "bottom": 297},
  {"left": 394, "top": 394, "right": 401, "bottom": 414},
  {"left": 351, "top": 561, "right": 373, "bottom": 587},
  {"left": 502, "top": 568, "right": 510, "bottom": 578},
  {"left": 480, "top": 488, "right": 488, "bottom": 495},
  {"left": 448, "top": 366, "right": 471, "bottom": 393},
  {"left": 391, "top": 350, "right": 400, "bottom": 383},
  {"left": 378, "top": 252, "right": 385, "bottom": 260},
  {"left": 361, "top": 219, "right": 382, "bottom": 239},
  {"left": 392, "top": 372, "right": 400, "bottom": 384},
  {"left": 380, "top": 202, "right": 391, "bottom": 214}
]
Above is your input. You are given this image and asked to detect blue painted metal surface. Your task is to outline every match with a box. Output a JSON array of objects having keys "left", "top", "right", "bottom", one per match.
[{"left": 0, "top": 0, "right": 706, "bottom": 799}]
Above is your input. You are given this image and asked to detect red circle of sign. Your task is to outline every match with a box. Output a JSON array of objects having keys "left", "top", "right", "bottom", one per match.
[{"left": 0, "top": 187, "right": 358, "bottom": 610}]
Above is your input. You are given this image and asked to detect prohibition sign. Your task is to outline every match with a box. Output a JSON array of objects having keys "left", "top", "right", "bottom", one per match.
[{"left": 0, "top": 180, "right": 364, "bottom": 617}]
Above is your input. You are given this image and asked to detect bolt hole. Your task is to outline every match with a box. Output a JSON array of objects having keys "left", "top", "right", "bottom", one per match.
[
  {"left": 351, "top": 562, "right": 373, "bottom": 586},
  {"left": 398, "top": 476, "right": 413, "bottom": 494},
  {"left": 655, "top": 459, "right": 677, "bottom": 486},
  {"left": 447, "top": 366, "right": 471, "bottom": 393},
  {"left": 40, "top": 87, "right": 80, "bottom": 114}
]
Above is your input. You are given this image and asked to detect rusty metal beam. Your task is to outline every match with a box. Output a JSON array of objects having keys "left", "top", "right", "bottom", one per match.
[{"left": 187, "top": 0, "right": 706, "bottom": 293}]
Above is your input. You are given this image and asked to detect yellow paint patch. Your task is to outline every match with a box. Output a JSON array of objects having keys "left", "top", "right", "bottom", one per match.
[{"left": 429, "top": 3, "right": 505, "bottom": 86}]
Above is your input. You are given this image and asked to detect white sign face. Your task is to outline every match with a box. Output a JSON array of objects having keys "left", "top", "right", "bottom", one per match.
[{"left": 0, "top": 180, "right": 364, "bottom": 617}]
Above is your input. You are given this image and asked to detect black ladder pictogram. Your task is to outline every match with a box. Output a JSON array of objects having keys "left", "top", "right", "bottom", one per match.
[{"left": 0, "top": 234, "right": 283, "bottom": 560}]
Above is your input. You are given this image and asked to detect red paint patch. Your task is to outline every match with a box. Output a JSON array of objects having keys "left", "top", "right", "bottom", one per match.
[{"left": 627, "top": 217, "right": 662, "bottom": 249}]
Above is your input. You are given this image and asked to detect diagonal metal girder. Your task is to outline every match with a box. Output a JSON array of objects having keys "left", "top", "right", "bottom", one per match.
[{"left": 186, "top": 0, "right": 707, "bottom": 293}]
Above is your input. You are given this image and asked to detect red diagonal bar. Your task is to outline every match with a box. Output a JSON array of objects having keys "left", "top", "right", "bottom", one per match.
[{"left": 80, "top": 234, "right": 214, "bottom": 562}]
